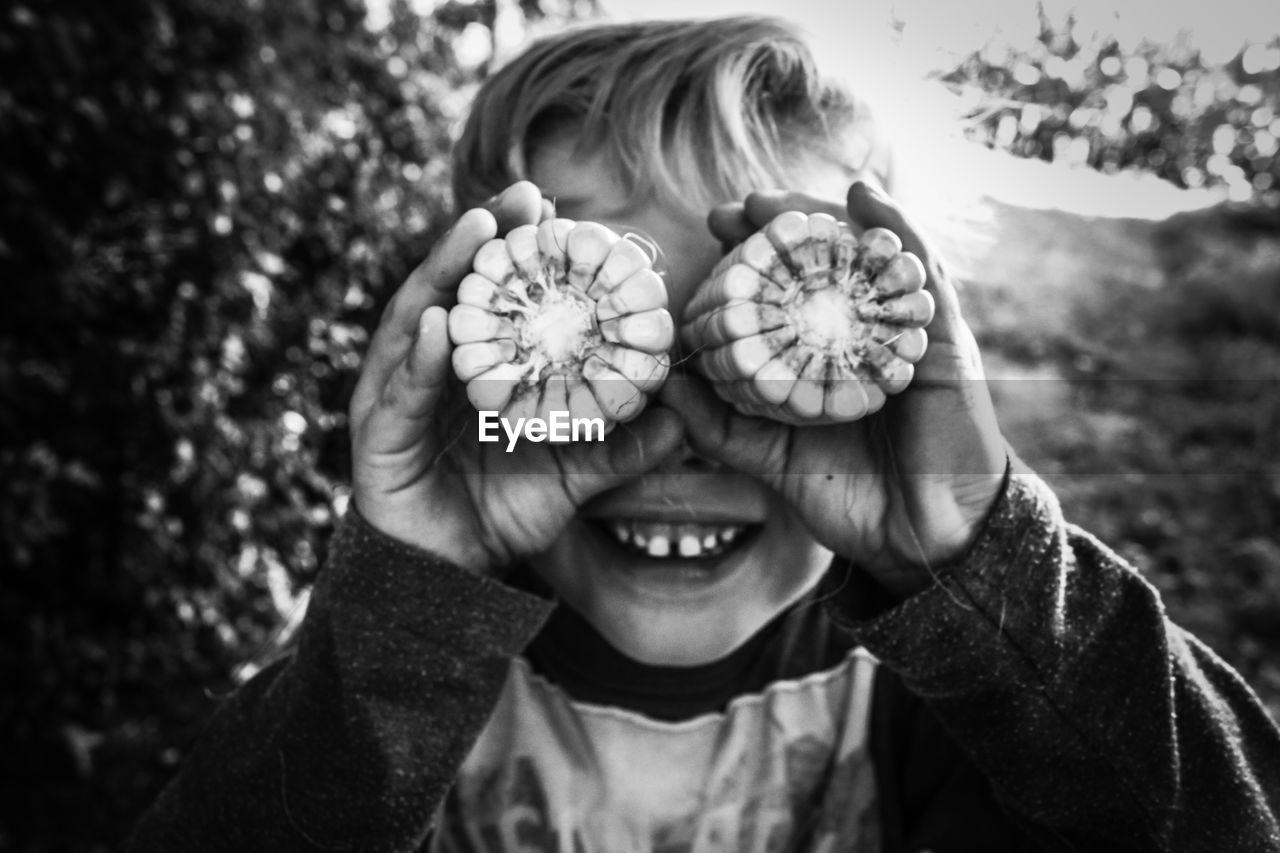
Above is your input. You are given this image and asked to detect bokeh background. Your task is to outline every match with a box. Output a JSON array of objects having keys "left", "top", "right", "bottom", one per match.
[{"left": 1, "top": 0, "right": 1277, "bottom": 849}]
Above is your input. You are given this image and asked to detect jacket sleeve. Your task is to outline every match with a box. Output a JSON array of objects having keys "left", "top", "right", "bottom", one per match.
[
  {"left": 125, "top": 508, "right": 554, "bottom": 853},
  {"left": 830, "top": 466, "right": 1280, "bottom": 853}
]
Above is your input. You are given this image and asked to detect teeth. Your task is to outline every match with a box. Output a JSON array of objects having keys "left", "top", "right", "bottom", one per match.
[{"left": 602, "top": 521, "right": 750, "bottom": 559}]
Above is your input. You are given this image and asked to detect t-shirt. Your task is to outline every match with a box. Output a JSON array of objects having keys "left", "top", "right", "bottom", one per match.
[
  {"left": 430, "top": 586, "right": 883, "bottom": 852},
  {"left": 123, "top": 479, "right": 1280, "bottom": 853}
]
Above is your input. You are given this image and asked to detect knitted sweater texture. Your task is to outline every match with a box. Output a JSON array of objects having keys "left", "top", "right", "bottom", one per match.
[{"left": 126, "top": 473, "right": 1280, "bottom": 852}]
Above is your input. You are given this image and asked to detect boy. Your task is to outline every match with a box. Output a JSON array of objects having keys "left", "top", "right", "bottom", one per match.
[{"left": 128, "top": 17, "right": 1280, "bottom": 852}]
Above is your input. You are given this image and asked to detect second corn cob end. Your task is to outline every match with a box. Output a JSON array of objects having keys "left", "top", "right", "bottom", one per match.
[{"left": 681, "top": 211, "right": 934, "bottom": 424}]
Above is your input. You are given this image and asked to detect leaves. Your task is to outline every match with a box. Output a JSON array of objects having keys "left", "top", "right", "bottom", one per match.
[
  {"left": 941, "top": 15, "right": 1280, "bottom": 203},
  {"left": 0, "top": 0, "right": 588, "bottom": 848},
  {"left": 948, "top": 15, "right": 1280, "bottom": 722}
]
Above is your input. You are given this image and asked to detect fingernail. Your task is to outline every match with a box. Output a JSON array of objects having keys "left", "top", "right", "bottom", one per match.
[{"left": 457, "top": 207, "right": 490, "bottom": 228}]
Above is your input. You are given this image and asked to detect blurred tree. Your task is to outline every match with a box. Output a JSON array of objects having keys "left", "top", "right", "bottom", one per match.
[
  {"left": 0, "top": 0, "right": 591, "bottom": 849},
  {"left": 934, "top": 5, "right": 1280, "bottom": 723},
  {"left": 939, "top": 6, "right": 1280, "bottom": 205}
]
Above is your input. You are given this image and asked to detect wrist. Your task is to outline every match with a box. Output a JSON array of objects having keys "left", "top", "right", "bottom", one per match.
[
  {"left": 865, "top": 464, "right": 1011, "bottom": 600},
  {"left": 354, "top": 496, "right": 497, "bottom": 576}
]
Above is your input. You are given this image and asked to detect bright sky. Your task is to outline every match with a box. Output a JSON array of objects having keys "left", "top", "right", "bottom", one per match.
[
  {"left": 597, "top": 0, "right": 1279, "bottom": 214},
  {"left": 600, "top": 0, "right": 1280, "bottom": 73},
  {"left": 364, "top": 0, "right": 1280, "bottom": 83},
  {"left": 361, "top": 0, "right": 1278, "bottom": 214}
]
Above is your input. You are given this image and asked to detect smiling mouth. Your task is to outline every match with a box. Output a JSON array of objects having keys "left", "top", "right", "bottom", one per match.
[{"left": 595, "top": 520, "right": 759, "bottom": 560}]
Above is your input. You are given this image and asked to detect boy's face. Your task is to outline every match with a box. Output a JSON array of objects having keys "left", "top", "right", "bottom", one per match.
[{"left": 524, "top": 135, "right": 844, "bottom": 666}]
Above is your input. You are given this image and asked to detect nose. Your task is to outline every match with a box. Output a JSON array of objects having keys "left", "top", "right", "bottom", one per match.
[{"left": 653, "top": 435, "right": 723, "bottom": 474}]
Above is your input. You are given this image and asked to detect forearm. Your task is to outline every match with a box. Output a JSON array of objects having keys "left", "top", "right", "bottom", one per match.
[
  {"left": 127, "top": 510, "right": 552, "bottom": 853},
  {"left": 833, "top": 468, "right": 1280, "bottom": 852}
]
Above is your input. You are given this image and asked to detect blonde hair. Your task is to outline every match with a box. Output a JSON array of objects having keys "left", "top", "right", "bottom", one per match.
[{"left": 451, "top": 16, "right": 893, "bottom": 214}]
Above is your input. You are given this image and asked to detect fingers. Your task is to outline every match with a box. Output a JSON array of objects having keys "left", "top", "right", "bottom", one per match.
[
  {"left": 359, "top": 307, "right": 452, "bottom": 459},
  {"left": 707, "top": 203, "right": 754, "bottom": 249},
  {"left": 743, "top": 191, "right": 847, "bottom": 230},
  {"left": 559, "top": 406, "right": 686, "bottom": 504},
  {"left": 354, "top": 182, "right": 545, "bottom": 419},
  {"left": 486, "top": 180, "right": 545, "bottom": 234},
  {"left": 396, "top": 207, "right": 501, "bottom": 335},
  {"left": 846, "top": 182, "right": 964, "bottom": 333},
  {"left": 391, "top": 182, "right": 543, "bottom": 334},
  {"left": 655, "top": 375, "right": 793, "bottom": 481},
  {"left": 708, "top": 190, "right": 850, "bottom": 249},
  {"left": 353, "top": 208, "right": 498, "bottom": 417}
]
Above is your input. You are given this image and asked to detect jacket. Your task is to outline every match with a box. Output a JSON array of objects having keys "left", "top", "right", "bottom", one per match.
[{"left": 125, "top": 472, "right": 1280, "bottom": 852}]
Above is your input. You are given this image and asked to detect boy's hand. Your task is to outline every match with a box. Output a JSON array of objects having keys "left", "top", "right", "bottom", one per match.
[
  {"left": 664, "top": 182, "right": 1008, "bottom": 598},
  {"left": 350, "top": 182, "right": 683, "bottom": 575}
]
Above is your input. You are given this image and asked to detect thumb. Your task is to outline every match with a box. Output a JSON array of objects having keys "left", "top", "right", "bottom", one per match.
[
  {"left": 359, "top": 306, "right": 453, "bottom": 459},
  {"left": 560, "top": 406, "right": 686, "bottom": 504},
  {"left": 485, "top": 180, "right": 546, "bottom": 234}
]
